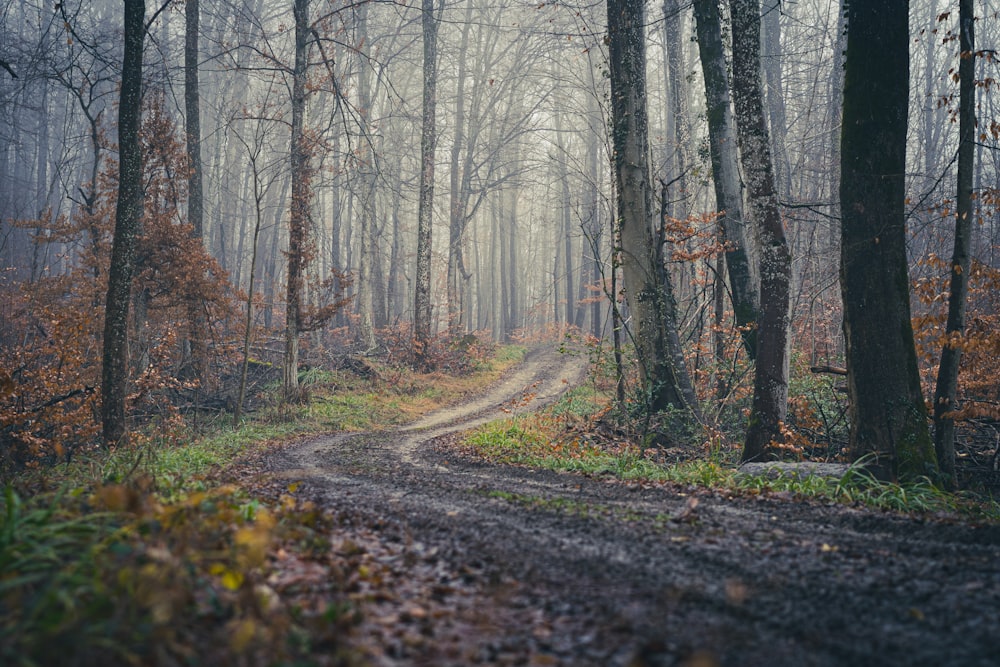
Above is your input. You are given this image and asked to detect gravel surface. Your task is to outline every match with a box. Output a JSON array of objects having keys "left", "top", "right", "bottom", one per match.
[{"left": 263, "top": 346, "right": 1000, "bottom": 667}]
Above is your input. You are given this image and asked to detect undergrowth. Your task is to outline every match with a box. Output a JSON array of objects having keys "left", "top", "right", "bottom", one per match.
[
  {"left": 1, "top": 344, "right": 526, "bottom": 667},
  {"left": 463, "top": 386, "right": 1000, "bottom": 522}
]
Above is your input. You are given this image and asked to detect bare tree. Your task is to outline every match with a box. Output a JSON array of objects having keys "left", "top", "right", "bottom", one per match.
[
  {"left": 101, "top": 0, "right": 144, "bottom": 445},
  {"left": 932, "top": 0, "right": 975, "bottom": 487},
  {"left": 692, "top": 0, "right": 760, "bottom": 360},
  {"left": 414, "top": 0, "right": 439, "bottom": 360},
  {"left": 731, "top": 0, "right": 791, "bottom": 462},
  {"left": 284, "top": 0, "right": 309, "bottom": 398},
  {"left": 185, "top": 0, "right": 209, "bottom": 384}
]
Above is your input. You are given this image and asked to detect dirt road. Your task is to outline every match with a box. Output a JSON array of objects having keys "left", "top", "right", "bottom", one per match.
[{"left": 266, "top": 346, "right": 1000, "bottom": 667}]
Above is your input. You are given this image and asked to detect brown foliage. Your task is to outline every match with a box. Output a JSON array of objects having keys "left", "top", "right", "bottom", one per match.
[
  {"left": 1, "top": 95, "right": 238, "bottom": 471},
  {"left": 914, "top": 250, "right": 1000, "bottom": 422}
]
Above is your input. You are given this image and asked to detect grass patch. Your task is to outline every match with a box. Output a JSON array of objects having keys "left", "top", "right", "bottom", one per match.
[
  {"left": 730, "top": 464, "right": 1000, "bottom": 519},
  {"left": 0, "top": 482, "right": 358, "bottom": 667},
  {"left": 463, "top": 386, "right": 1000, "bottom": 521},
  {"left": 483, "top": 489, "right": 597, "bottom": 517}
]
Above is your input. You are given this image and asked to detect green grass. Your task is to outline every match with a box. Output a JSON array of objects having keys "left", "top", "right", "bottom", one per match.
[{"left": 463, "top": 386, "right": 1000, "bottom": 521}]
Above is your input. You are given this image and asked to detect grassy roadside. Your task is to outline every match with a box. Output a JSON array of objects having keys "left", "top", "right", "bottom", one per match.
[
  {"left": 0, "top": 345, "right": 526, "bottom": 667},
  {"left": 462, "top": 384, "right": 1000, "bottom": 522}
]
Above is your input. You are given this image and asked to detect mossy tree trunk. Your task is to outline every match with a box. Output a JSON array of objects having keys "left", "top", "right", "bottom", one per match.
[
  {"left": 731, "top": 0, "right": 791, "bottom": 462},
  {"left": 692, "top": 0, "right": 760, "bottom": 361},
  {"left": 607, "top": 0, "right": 700, "bottom": 420}
]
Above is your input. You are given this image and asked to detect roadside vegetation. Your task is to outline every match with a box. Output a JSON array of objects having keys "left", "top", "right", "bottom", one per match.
[
  {"left": 461, "top": 345, "right": 1000, "bottom": 522},
  {"left": 0, "top": 343, "right": 524, "bottom": 667},
  {"left": 3, "top": 336, "right": 998, "bottom": 666}
]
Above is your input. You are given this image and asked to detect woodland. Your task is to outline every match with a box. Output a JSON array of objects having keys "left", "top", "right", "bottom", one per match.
[{"left": 1, "top": 0, "right": 1000, "bottom": 665}]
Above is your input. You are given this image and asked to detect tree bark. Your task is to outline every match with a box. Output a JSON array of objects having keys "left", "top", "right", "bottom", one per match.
[
  {"left": 692, "top": 0, "right": 760, "bottom": 360},
  {"left": 731, "top": 0, "right": 792, "bottom": 462},
  {"left": 932, "top": 0, "right": 975, "bottom": 488},
  {"left": 447, "top": 0, "right": 474, "bottom": 331},
  {"left": 185, "top": 0, "right": 203, "bottom": 241},
  {"left": 414, "top": 0, "right": 439, "bottom": 361},
  {"left": 607, "top": 0, "right": 700, "bottom": 419},
  {"left": 557, "top": 114, "right": 574, "bottom": 326},
  {"left": 355, "top": 0, "right": 378, "bottom": 351},
  {"left": 284, "top": 0, "right": 310, "bottom": 398},
  {"left": 760, "top": 0, "right": 790, "bottom": 198},
  {"left": 185, "top": 0, "right": 208, "bottom": 386},
  {"left": 662, "top": 0, "right": 690, "bottom": 220},
  {"left": 102, "top": 0, "right": 145, "bottom": 445},
  {"left": 840, "top": 0, "right": 938, "bottom": 482}
]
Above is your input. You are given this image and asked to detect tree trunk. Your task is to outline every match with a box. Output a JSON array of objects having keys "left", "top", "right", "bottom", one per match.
[
  {"left": 506, "top": 172, "right": 519, "bottom": 339},
  {"left": 586, "top": 75, "right": 604, "bottom": 340},
  {"left": 692, "top": 0, "right": 760, "bottom": 360},
  {"left": 102, "top": 0, "right": 145, "bottom": 445},
  {"left": 185, "top": 0, "right": 204, "bottom": 240},
  {"left": 355, "top": 1, "right": 378, "bottom": 351},
  {"left": 731, "top": 0, "right": 792, "bottom": 462},
  {"left": 387, "top": 165, "right": 404, "bottom": 320},
  {"left": 840, "top": 0, "right": 937, "bottom": 482},
  {"left": 760, "top": 0, "right": 791, "bottom": 198},
  {"left": 414, "top": 0, "right": 439, "bottom": 360},
  {"left": 662, "top": 0, "right": 690, "bottom": 220},
  {"left": 447, "top": 0, "right": 474, "bottom": 331},
  {"left": 556, "top": 114, "right": 574, "bottom": 327},
  {"left": 185, "top": 0, "right": 208, "bottom": 386},
  {"left": 284, "top": 0, "right": 309, "bottom": 398},
  {"left": 932, "top": 0, "right": 975, "bottom": 488},
  {"left": 608, "top": 0, "right": 700, "bottom": 419},
  {"left": 235, "top": 147, "right": 268, "bottom": 427}
]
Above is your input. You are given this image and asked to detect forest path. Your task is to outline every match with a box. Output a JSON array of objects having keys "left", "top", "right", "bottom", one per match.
[{"left": 263, "top": 346, "right": 1000, "bottom": 667}]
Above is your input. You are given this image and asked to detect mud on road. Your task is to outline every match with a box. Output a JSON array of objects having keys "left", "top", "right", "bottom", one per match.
[{"left": 264, "top": 346, "right": 1000, "bottom": 667}]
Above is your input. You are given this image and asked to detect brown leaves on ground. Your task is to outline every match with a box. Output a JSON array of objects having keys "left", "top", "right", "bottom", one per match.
[{"left": 241, "top": 468, "right": 572, "bottom": 667}]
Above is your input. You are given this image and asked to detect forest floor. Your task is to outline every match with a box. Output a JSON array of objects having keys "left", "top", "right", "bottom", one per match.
[{"left": 246, "top": 346, "right": 1000, "bottom": 667}]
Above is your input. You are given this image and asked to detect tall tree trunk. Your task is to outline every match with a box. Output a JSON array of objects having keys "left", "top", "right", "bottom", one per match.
[
  {"left": 263, "top": 173, "right": 290, "bottom": 330},
  {"left": 30, "top": 81, "right": 50, "bottom": 283},
  {"left": 692, "top": 0, "right": 760, "bottom": 360},
  {"left": 557, "top": 114, "right": 574, "bottom": 326},
  {"left": 608, "top": 0, "right": 700, "bottom": 419},
  {"left": 355, "top": 1, "right": 377, "bottom": 351},
  {"left": 284, "top": 0, "right": 309, "bottom": 398},
  {"left": 662, "top": 0, "right": 689, "bottom": 219},
  {"left": 447, "top": 0, "right": 474, "bottom": 330},
  {"left": 840, "top": 0, "right": 938, "bottom": 482},
  {"left": 585, "top": 74, "right": 604, "bottom": 340},
  {"left": 185, "top": 0, "right": 204, "bottom": 240},
  {"left": 102, "top": 0, "right": 145, "bottom": 445},
  {"left": 731, "top": 0, "right": 791, "bottom": 462},
  {"left": 827, "top": 0, "right": 847, "bottom": 264},
  {"left": 235, "top": 148, "right": 268, "bottom": 427},
  {"left": 505, "top": 175, "right": 519, "bottom": 339},
  {"left": 185, "top": 0, "right": 208, "bottom": 385},
  {"left": 760, "top": 0, "right": 790, "bottom": 198},
  {"left": 414, "top": 0, "right": 439, "bottom": 360},
  {"left": 387, "top": 165, "right": 404, "bottom": 320},
  {"left": 933, "top": 0, "right": 975, "bottom": 488}
]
